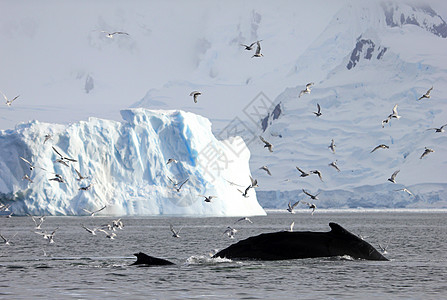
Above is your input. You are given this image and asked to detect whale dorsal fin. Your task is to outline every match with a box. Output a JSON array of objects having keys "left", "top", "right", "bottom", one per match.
[{"left": 329, "top": 222, "right": 349, "bottom": 235}]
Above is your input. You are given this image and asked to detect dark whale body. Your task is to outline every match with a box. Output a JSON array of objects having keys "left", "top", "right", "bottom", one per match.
[
  {"left": 131, "top": 252, "right": 175, "bottom": 266},
  {"left": 213, "top": 222, "right": 388, "bottom": 261}
]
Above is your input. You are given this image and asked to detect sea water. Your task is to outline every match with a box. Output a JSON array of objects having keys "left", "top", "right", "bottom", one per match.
[{"left": 0, "top": 210, "right": 445, "bottom": 299}]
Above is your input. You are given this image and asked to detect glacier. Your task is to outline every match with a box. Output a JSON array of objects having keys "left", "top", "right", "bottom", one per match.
[{"left": 0, "top": 109, "right": 266, "bottom": 216}]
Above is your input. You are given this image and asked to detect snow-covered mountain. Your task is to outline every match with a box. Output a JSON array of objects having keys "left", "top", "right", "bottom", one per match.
[
  {"left": 0, "top": 109, "right": 265, "bottom": 216},
  {"left": 249, "top": 1, "right": 447, "bottom": 209},
  {"left": 2, "top": 1, "right": 447, "bottom": 211}
]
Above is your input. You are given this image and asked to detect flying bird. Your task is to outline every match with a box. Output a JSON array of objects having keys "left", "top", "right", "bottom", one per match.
[
  {"left": 170, "top": 224, "right": 182, "bottom": 238},
  {"left": 224, "top": 226, "right": 238, "bottom": 238},
  {"left": 100, "top": 31, "right": 129, "bottom": 38},
  {"left": 52, "top": 146, "right": 77, "bottom": 163},
  {"left": 81, "top": 225, "right": 98, "bottom": 235},
  {"left": 310, "top": 170, "right": 324, "bottom": 182},
  {"left": 251, "top": 40, "right": 263, "bottom": 58},
  {"left": 49, "top": 174, "right": 66, "bottom": 183},
  {"left": 172, "top": 178, "right": 189, "bottom": 192},
  {"left": 395, "top": 188, "right": 414, "bottom": 196},
  {"left": 301, "top": 201, "right": 317, "bottom": 215},
  {"left": 189, "top": 91, "right": 201, "bottom": 103},
  {"left": 313, "top": 103, "right": 322, "bottom": 117},
  {"left": 420, "top": 147, "right": 434, "bottom": 159},
  {"left": 29, "top": 215, "right": 46, "bottom": 230},
  {"left": 299, "top": 82, "right": 314, "bottom": 98},
  {"left": 370, "top": 144, "right": 389, "bottom": 153},
  {"left": 43, "top": 134, "right": 52, "bottom": 144},
  {"left": 328, "top": 139, "right": 336, "bottom": 154},
  {"left": 387, "top": 170, "right": 400, "bottom": 183},
  {"left": 20, "top": 157, "right": 46, "bottom": 172},
  {"left": 166, "top": 158, "right": 178, "bottom": 165},
  {"left": 0, "top": 233, "right": 17, "bottom": 245},
  {"left": 22, "top": 174, "right": 33, "bottom": 183},
  {"left": 82, "top": 205, "right": 106, "bottom": 217},
  {"left": 240, "top": 41, "right": 257, "bottom": 50},
  {"left": 302, "top": 189, "right": 320, "bottom": 200},
  {"left": 328, "top": 160, "right": 340, "bottom": 172},
  {"left": 389, "top": 104, "right": 401, "bottom": 119},
  {"left": 237, "top": 186, "right": 251, "bottom": 198},
  {"left": 0, "top": 90, "right": 19, "bottom": 106},
  {"left": 287, "top": 200, "right": 300, "bottom": 214},
  {"left": 296, "top": 167, "right": 310, "bottom": 177},
  {"left": 426, "top": 124, "right": 446, "bottom": 133},
  {"left": 199, "top": 195, "right": 217, "bottom": 203},
  {"left": 259, "top": 136, "right": 273, "bottom": 152},
  {"left": 259, "top": 166, "right": 271, "bottom": 176},
  {"left": 418, "top": 86, "right": 433, "bottom": 101},
  {"left": 74, "top": 168, "right": 88, "bottom": 181},
  {"left": 249, "top": 175, "right": 258, "bottom": 188},
  {"left": 235, "top": 217, "right": 253, "bottom": 224},
  {"left": 79, "top": 184, "right": 93, "bottom": 191}
]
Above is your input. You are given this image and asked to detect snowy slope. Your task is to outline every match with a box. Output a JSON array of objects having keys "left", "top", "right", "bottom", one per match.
[
  {"left": 248, "top": 1, "right": 447, "bottom": 209},
  {"left": 0, "top": 109, "right": 265, "bottom": 216}
]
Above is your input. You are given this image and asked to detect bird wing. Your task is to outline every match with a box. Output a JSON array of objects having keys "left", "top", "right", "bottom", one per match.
[
  {"left": 370, "top": 145, "right": 379, "bottom": 153},
  {"left": 426, "top": 86, "right": 433, "bottom": 95},
  {"left": 74, "top": 169, "right": 82, "bottom": 178},
  {"left": 249, "top": 41, "right": 256, "bottom": 48},
  {"left": 306, "top": 82, "right": 314, "bottom": 88},
  {"left": 112, "top": 31, "right": 129, "bottom": 35},
  {"left": 292, "top": 201, "right": 300, "bottom": 209},
  {"left": 20, "top": 156, "right": 33, "bottom": 166},
  {"left": 317, "top": 103, "right": 321, "bottom": 113},
  {"left": 302, "top": 189, "right": 312, "bottom": 197},
  {"left": 259, "top": 136, "right": 268, "bottom": 145},
  {"left": 0, "top": 234, "right": 6, "bottom": 243},
  {"left": 391, "top": 170, "right": 400, "bottom": 179},
  {"left": 167, "top": 176, "right": 178, "bottom": 186},
  {"left": 392, "top": 104, "right": 398, "bottom": 115},
  {"left": 82, "top": 208, "right": 92, "bottom": 214},
  {"left": 296, "top": 167, "right": 306, "bottom": 175},
  {"left": 10, "top": 95, "right": 20, "bottom": 103},
  {"left": 52, "top": 146, "right": 63, "bottom": 158},
  {"left": 94, "top": 205, "right": 107, "bottom": 214},
  {"left": 178, "top": 178, "right": 189, "bottom": 189},
  {"left": 255, "top": 41, "right": 261, "bottom": 54},
  {"left": 0, "top": 90, "right": 7, "bottom": 102}
]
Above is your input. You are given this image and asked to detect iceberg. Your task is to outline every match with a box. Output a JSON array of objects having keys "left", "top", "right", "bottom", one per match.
[{"left": 0, "top": 109, "right": 266, "bottom": 216}]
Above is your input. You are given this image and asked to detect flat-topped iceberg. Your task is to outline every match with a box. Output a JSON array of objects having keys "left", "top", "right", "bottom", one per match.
[{"left": 0, "top": 109, "right": 266, "bottom": 216}]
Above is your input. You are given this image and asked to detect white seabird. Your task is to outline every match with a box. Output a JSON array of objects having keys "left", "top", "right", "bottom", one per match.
[
  {"left": 298, "top": 82, "right": 314, "bottom": 98},
  {"left": 387, "top": 170, "right": 400, "bottom": 184},
  {"left": 170, "top": 224, "right": 182, "bottom": 238},
  {"left": 235, "top": 217, "right": 253, "bottom": 224},
  {"left": 302, "top": 189, "right": 320, "bottom": 200},
  {"left": 328, "top": 139, "right": 336, "bottom": 154},
  {"left": 189, "top": 91, "right": 201, "bottom": 103},
  {"left": 313, "top": 103, "right": 322, "bottom": 117},
  {"left": 370, "top": 144, "right": 389, "bottom": 153},
  {"left": 0, "top": 232, "right": 17, "bottom": 245},
  {"left": 259, "top": 166, "right": 272, "bottom": 176},
  {"left": 420, "top": 147, "right": 434, "bottom": 159},
  {"left": 426, "top": 124, "right": 446, "bottom": 133},
  {"left": 301, "top": 201, "right": 317, "bottom": 215},
  {"left": 287, "top": 200, "right": 300, "bottom": 214},
  {"left": 251, "top": 41, "right": 263, "bottom": 58},
  {"left": 82, "top": 205, "right": 107, "bottom": 217},
  {"left": 259, "top": 136, "right": 273, "bottom": 152},
  {"left": 328, "top": 160, "right": 340, "bottom": 172},
  {"left": 0, "top": 90, "right": 19, "bottom": 106},
  {"left": 199, "top": 195, "right": 217, "bottom": 203},
  {"left": 100, "top": 31, "right": 129, "bottom": 38},
  {"left": 224, "top": 226, "right": 238, "bottom": 239},
  {"left": 418, "top": 86, "right": 433, "bottom": 101},
  {"left": 296, "top": 167, "right": 310, "bottom": 177}
]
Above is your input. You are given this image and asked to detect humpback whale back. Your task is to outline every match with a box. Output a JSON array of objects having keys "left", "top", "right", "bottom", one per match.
[
  {"left": 213, "top": 223, "right": 388, "bottom": 261},
  {"left": 131, "top": 252, "right": 175, "bottom": 266}
]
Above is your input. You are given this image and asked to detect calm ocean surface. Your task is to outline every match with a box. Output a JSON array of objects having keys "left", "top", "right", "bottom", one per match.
[{"left": 0, "top": 210, "right": 446, "bottom": 300}]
